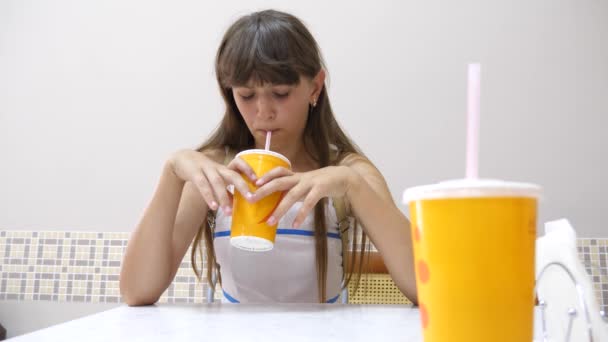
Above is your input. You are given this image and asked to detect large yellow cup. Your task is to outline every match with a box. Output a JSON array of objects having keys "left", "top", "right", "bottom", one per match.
[
  {"left": 230, "top": 149, "right": 291, "bottom": 252},
  {"left": 403, "top": 179, "right": 541, "bottom": 342}
]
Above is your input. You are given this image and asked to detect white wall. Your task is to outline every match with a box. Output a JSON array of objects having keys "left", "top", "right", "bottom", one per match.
[{"left": 1, "top": 0, "right": 607, "bottom": 236}]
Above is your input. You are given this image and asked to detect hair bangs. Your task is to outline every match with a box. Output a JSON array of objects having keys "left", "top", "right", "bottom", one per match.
[{"left": 217, "top": 15, "right": 303, "bottom": 88}]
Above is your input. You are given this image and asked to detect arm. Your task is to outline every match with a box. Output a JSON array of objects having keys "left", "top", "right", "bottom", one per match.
[
  {"left": 119, "top": 148, "right": 255, "bottom": 306},
  {"left": 341, "top": 155, "right": 418, "bottom": 304},
  {"left": 248, "top": 154, "right": 418, "bottom": 304},
  {"left": 119, "top": 161, "right": 209, "bottom": 306}
]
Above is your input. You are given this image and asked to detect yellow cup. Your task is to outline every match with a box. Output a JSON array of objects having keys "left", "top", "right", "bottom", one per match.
[
  {"left": 403, "top": 179, "right": 541, "bottom": 342},
  {"left": 230, "top": 149, "right": 291, "bottom": 252}
]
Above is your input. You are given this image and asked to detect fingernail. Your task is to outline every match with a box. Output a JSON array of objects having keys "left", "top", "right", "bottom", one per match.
[
  {"left": 267, "top": 216, "right": 276, "bottom": 225},
  {"left": 246, "top": 192, "right": 254, "bottom": 199},
  {"left": 292, "top": 220, "right": 300, "bottom": 229},
  {"left": 250, "top": 173, "right": 257, "bottom": 181},
  {"left": 224, "top": 206, "right": 232, "bottom": 215},
  {"left": 211, "top": 201, "right": 218, "bottom": 210},
  {"left": 256, "top": 179, "right": 264, "bottom": 186}
]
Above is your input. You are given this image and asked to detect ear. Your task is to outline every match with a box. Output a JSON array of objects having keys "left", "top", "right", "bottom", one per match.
[{"left": 310, "top": 69, "right": 326, "bottom": 104}]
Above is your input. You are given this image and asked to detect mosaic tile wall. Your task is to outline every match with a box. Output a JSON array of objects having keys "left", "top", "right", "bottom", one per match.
[
  {"left": 577, "top": 238, "right": 608, "bottom": 315},
  {"left": 0, "top": 231, "right": 221, "bottom": 304},
  {"left": 0, "top": 231, "right": 606, "bottom": 313}
]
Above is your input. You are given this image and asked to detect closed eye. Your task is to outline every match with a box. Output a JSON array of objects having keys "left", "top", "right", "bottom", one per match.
[
  {"left": 273, "top": 92, "right": 289, "bottom": 99},
  {"left": 238, "top": 93, "right": 254, "bottom": 100}
]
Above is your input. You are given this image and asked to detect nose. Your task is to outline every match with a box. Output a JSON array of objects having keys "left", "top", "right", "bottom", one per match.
[{"left": 256, "top": 96, "right": 275, "bottom": 120}]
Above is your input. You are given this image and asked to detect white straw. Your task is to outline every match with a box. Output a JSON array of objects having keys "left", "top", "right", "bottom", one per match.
[
  {"left": 264, "top": 131, "right": 272, "bottom": 151},
  {"left": 466, "top": 63, "right": 481, "bottom": 179}
]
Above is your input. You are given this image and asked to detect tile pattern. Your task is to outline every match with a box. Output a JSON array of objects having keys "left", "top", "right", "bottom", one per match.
[
  {"left": 0, "top": 231, "right": 606, "bottom": 313},
  {"left": 0, "top": 231, "right": 221, "bottom": 303},
  {"left": 577, "top": 238, "right": 608, "bottom": 315}
]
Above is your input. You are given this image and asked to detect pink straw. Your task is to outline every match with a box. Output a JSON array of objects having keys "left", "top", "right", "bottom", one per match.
[
  {"left": 264, "top": 131, "right": 272, "bottom": 151},
  {"left": 466, "top": 63, "right": 481, "bottom": 179}
]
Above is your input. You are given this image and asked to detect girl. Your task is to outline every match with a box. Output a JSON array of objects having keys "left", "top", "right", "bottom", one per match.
[{"left": 119, "top": 9, "right": 417, "bottom": 305}]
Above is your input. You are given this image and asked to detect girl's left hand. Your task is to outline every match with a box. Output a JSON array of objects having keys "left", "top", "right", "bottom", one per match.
[{"left": 249, "top": 165, "right": 356, "bottom": 228}]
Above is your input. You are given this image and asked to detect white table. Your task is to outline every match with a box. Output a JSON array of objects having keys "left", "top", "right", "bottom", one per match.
[{"left": 10, "top": 304, "right": 545, "bottom": 341}]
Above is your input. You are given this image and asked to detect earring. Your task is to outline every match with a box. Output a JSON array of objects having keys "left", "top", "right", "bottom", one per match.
[{"left": 311, "top": 98, "right": 317, "bottom": 107}]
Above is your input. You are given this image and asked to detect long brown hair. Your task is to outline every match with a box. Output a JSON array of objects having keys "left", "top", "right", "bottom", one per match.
[{"left": 190, "top": 9, "right": 370, "bottom": 303}]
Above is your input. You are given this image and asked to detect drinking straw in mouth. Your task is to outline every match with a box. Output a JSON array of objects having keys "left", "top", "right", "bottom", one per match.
[{"left": 264, "top": 131, "right": 272, "bottom": 151}]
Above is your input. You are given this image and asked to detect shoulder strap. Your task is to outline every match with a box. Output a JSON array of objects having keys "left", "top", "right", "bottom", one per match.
[
  {"left": 329, "top": 145, "right": 352, "bottom": 282},
  {"left": 330, "top": 146, "right": 351, "bottom": 239},
  {"left": 332, "top": 195, "right": 351, "bottom": 286},
  {"left": 332, "top": 196, "right": 349, "bottom": 234},
  {"left": 207, "top": 146, "right": 236, "bottom": 231},
  {"left": 207, "top": 145, "right": 236, "bottom": 290}
]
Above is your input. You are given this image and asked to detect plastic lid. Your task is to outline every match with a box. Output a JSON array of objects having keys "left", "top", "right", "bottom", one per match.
[
  {"left": 235, "top": 149, "right": 291, "bottom": 167},
  {"left": 402, "top": 178, "right": 541, "bottom": 203}
]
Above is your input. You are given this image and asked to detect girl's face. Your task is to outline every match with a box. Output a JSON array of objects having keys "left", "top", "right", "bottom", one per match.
[{"left": 232, "top": 71, "right": 325, "bottom": 150}]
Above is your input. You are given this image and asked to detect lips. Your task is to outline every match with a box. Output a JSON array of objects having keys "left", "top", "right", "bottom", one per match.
[{"left": 256, "top": 129, "right": 279, "bottom": 134}]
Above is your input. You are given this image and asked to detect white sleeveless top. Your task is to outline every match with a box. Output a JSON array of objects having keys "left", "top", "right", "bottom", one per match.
[{"left": 213, "top": 199, "right": 344, "bottom": 303}]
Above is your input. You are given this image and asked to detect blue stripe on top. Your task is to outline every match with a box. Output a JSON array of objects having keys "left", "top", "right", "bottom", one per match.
[
  {"left": 214, "top": 229, "right": 340, "bottom": 240},
  {"left": 326, "top": 293, "right": 340, "bottom": 303},
  {"left": 214, "top": 230, "right": 231, "bottom": 238},
  {"left": 222, "top": 289, "right": 240, "bottom": 303},
  {"left": 222, "top": 289, "right": 341, "bottom": 304}
]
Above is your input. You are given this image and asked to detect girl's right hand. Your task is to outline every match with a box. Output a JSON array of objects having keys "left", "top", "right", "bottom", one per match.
[{"left": 168, "top": 149, "right": 257, "bottom": 214}]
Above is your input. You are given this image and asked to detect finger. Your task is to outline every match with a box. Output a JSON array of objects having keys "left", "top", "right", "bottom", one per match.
[
  {"left": 266, "top": 185, "right": 308, "bottom": 226},
  {"left": 255, "top": 167, "right": 293, "bottom": 187},
  {"left": 251, "top": 176, "right": 298, "bottom": 202},
  {"left": 203, "top": 167, "right": 232, "bottom": 215},
  {"left": 292, "top": 189, "right": 323, "bottom": 228},
  {"left": 194, "top": 173, "right": 218, "bottom": 211},
  {"left": 228, "top": 157, "right": 257, "bottom": 182},
  {"left": 224, "top": 189, "right": 234, "bottom": 211},
  {"left": 220, "top": 168, "right": 254, "bottom": 201}
]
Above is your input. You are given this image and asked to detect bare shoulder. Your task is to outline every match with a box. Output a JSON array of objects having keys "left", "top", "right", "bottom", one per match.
[
  {"left": 180, "top": 146, "right": 226, "bottom": 200},
  {"left": 338, "top": 152, "right": 380, "bottom": 175},
  {"left": 337, "top": 152, "right": 393, "bottom": 211},
  {"left": 199, "top": 146, "right": 226, "bottom": 164},
  {"left": 177, "top": 145, "right": 227, "bottom": 217}
]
